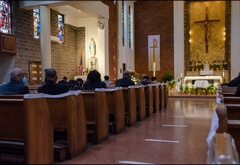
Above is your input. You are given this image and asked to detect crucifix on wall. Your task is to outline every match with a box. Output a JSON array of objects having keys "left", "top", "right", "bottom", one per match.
[{"left": 194, "top": 7, "right": 220, "bottom": 53}]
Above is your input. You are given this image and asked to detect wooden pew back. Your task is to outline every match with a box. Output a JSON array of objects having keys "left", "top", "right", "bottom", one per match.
[
  {"left": 223, "top": 97, "right": 240, "bottom": 104},
  {"left": 151, "top": 84, "right": 160, "bottom": 113},
  {"left": 144, "top": 85, "right": 153, "bottom": 117},
  {"left": 0, "top": 95, "right": 53, "bottom": 164},
  {"left": 81, "top": 90, "right": 109, "bottom": 144},
  {"left": 122, "top": 87, "right": 137, "bottom": 126},
  {"left": 135, "top": 86, "right": 146, "bottom": 121},
  {"left": 45, "top": 92, "right": 87, "bottom": 158},
  {"left": 106, "top": 88, "right": 125, "bottom": 134}
]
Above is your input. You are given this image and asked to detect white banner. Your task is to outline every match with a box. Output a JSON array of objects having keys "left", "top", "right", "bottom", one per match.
[{"left": 148, "top": 35, "right": 160, "bottom": 71}]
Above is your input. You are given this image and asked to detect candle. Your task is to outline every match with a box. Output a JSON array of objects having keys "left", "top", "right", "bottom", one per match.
[
  {"left": 223, "top": 71, "right": 225, "bottom": 77},
  {"left": 181, "top": 73, "right": 183, "bottom": 78}
]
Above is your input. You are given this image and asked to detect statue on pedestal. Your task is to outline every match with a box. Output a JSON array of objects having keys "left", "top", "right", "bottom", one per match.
[{"left": 89, "top": 38, "right": 97, "bottom": 70}]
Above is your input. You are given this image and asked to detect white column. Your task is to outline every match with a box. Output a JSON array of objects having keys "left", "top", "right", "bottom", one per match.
[
  {"left": 231, "top": 1, "right": 240, "bottom": 79},
  {"left": 40, "top": 5, "right": 51, "bottom": 81},
  {"left": 97, "top": 18, "right": 109, "bottom": 80},
  {"left": 174, "top": 1, "right": 184, "bottom": 79}
]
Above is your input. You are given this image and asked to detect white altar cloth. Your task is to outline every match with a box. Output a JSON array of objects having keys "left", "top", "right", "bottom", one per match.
[{"left": 184, "top": 76, "right": 222, "bottom": 83}]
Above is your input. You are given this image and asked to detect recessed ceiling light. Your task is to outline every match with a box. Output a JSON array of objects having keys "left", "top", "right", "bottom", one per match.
[{"left": 78, "top": 10, "right": 81, "bottom": 12}]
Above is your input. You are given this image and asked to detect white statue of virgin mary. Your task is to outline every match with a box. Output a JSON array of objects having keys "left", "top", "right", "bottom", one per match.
[{"left": 89, "top": 38, "right": 96, "bottom": 58}]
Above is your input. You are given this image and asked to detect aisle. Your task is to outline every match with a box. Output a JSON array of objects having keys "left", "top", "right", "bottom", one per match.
[{"left": 59, "top": 98, "right": 216, "bottom": 164}]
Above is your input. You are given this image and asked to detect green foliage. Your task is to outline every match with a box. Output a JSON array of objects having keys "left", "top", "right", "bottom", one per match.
[
  {"left": 162, "top": 72, "right": 173, "bottom": 82},
  {"left": 184, "top": 84, "right": 189, "bottom": 93}
]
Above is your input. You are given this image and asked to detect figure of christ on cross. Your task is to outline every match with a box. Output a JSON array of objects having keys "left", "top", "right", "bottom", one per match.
[{"left": 194, "top": 7, "right": 220, "bottom": 53}]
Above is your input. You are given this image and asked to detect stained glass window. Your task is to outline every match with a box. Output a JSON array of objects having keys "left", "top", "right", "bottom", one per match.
[
  {"left": 128, "top": 5, "right": 132, "bottom": 49},
  {"left": 33, "top": 8, "right": 40, "bottom": 39},
  {"left": 0, "top": 0, "right": 11, "bottom": 34},
  {"left": 58, "top": 14, "right": 64, "bottom": 43},
  {"left": 122, "top": 1, "right": 124, "bottom": 46}
]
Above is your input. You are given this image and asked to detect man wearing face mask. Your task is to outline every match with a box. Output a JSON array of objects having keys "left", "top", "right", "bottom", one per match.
[{"left": 0, "top": 68, "right": 29, "bottom": 94}]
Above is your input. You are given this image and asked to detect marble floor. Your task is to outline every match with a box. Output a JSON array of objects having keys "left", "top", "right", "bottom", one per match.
[{"left": 59, "top": 98, "right": 216, "bottom": 164}]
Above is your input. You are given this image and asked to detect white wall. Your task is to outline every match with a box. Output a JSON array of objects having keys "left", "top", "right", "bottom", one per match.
[{"left": 0, "top": 55, "right": 15, "bottom": 84}]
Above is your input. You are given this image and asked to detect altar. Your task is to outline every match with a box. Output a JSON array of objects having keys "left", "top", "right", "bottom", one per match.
[
  {"left": 184, "top": 76, "right": 222, "bottom": 84},
  {"left": 186, "top": 70, "right": 229, "bottom": 83}
]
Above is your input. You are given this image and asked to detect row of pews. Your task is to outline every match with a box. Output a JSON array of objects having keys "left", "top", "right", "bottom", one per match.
[
  {"left": 0, "top": 83, "right": 168, "bottom": 164},
  {"left": 207, "top": 85, "right": 240, "bottom": 163}
]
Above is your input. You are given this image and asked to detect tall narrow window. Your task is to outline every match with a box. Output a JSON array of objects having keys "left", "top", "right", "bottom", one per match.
[
  {"left": 0, "top": 0, "right": 11, "bottom": 34},
  {"left": 128, "top": 5, "right": 132, "bottom": 49},
  {"left": 121, "top": 1, "right": 124, "bottom": 46},
  {"left": 58, "top": 14, "right": 64, "bottom": 43},
  {"left": 33, "top": 8, "right": 40, "bottom": 39}
]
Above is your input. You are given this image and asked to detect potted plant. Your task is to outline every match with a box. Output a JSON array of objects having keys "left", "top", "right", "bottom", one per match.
[{"left": 162, "top": 72, "right": 173, "bottom": 83}]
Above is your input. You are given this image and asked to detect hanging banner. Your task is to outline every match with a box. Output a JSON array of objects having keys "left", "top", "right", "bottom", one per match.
[{"left": 148, "top": 35, "right": 160, "bottom": 71}]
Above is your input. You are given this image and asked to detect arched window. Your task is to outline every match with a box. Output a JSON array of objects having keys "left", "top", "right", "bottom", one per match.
[
  {"left": 0, "top": 0, "right": 11, "bottom": 34},
  {"left": 58, "top": 14, "right": 64, "bottom": 43},
  {"left": 33, "top": 8, "right": 40, "bottom": 39}
]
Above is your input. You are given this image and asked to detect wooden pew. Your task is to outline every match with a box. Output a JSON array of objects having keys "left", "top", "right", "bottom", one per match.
[
  {"left": 144, "top": 85, "right": 153, "bottom": 117},
  {"left": 163, "top": 83, "right": 168, "bottom": 108},
  {"left": 45, "top": 92, "right": 87, "bottom": 159},
  {"left": 213, "top": 103, "right": 240, "bottom": 159},
  {"left": 223, "top": 97, "right": 240, "bottom": 104},
  {"left": 0, "top": 96, "right": 53, "bottom": 164},
  {"left": 221, "top": 86, "right": 237, "bottom": 97},
  {"left": 122, "top": 87, "right": 137, "bottom": 126},
  {"left": 222, "top": 86, "right": 237, "bottom": 93},
  {"left": 81, "top": 90, "right": 109, "bottom": 144},
  {"left": 151, "top": 84, "right": 160, "bottom": 113},
  {"left": 105, "top": 88, "right": 125, "bottom": 134},
  {"left": 225, "top": 104, "right": 240, "bottom": 120},
  {"left": 159, "top": 83, "right": 164, "bottom": 110},
  {"left": 135, "top": 85, "right": 146, "bottom": 121},
  {"left": 207, "top": 103, "right": 240, "bottom": 163}
]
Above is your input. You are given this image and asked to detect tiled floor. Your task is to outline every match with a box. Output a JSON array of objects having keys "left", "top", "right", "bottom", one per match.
[{"left": 59, "top": 98, "right": 216, "bottom": 164}]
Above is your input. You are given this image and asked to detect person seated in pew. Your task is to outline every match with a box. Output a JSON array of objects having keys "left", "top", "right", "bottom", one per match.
[
  {"left": 58, "top": 76, "right": 68, "bottom": 84},
  {"left": 228, "top": 72, "right": 240, "bottom": 87},
  {"left": 115, "top": 70, "right": 135, "bottom": 87},
  {"left": 102, "top": 75, "right": 113, "bottom": 87},
  {"left": 37, "top": 68, "right": 69, "bottom": 95},
  {"left": 81, "top": 70, "right": 107, "bottom": 90},
  {"left": 70, "top": 78, "right": 84, "bottom": 90},
  {"left": 0, "top": 68, "right": 29, "bottom": 94},
  {"left": 138, "top": 74, "right": 152, "bottom": 85},
  {"left": 151, "top": 76, "right": 158, "bottom": 84},
  {"left": 235, "top": 83, "right": 240, "bottom": 97}
]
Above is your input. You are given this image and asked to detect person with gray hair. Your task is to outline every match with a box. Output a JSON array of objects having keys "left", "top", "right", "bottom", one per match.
[
  {"left": 37, "top": 68, "right": 69, "bottom": 95},
  {"left": 0, "top": 68, "right": 29, "bottom": 94},
  {"left": 115, "top": 70, "right": 135, "bottom": 87}
]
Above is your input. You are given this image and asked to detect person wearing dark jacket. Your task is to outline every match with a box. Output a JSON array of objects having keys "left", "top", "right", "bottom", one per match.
[
  {"left": 115, "top": 70, "right": 135, "bottom": 87},
  {"left": 37, "top": 68, "right": 69, "bottom": 95},
  {"left": 0, "top": 68, "right": 29, "bottom": 94},
  {"left": 228, "top": 72, "right": 240, "bottom": 87},
  {"left": 81, "top": 70, "right": 106, "bottom": 90}
]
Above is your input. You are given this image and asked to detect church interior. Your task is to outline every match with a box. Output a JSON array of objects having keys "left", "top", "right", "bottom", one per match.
[{"left": 0, "top": 0, "right": 240, "bottom": 164}]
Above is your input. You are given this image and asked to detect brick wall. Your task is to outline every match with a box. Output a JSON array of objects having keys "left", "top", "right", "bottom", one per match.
[
  {"left": 102, "top": 1, "right": 118, "bottom": 83},
  {"left": 51, "top": 9, "right": 77, "bottom": 81},
  {"left": 77, "top": 27, "right": 86, "bottom": 71},
  {"left": 12, "top": 1, "right": 41, "bottom": 81},
  {"left": 134, "top": 1, "right": 174, "bottom": 82}
]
